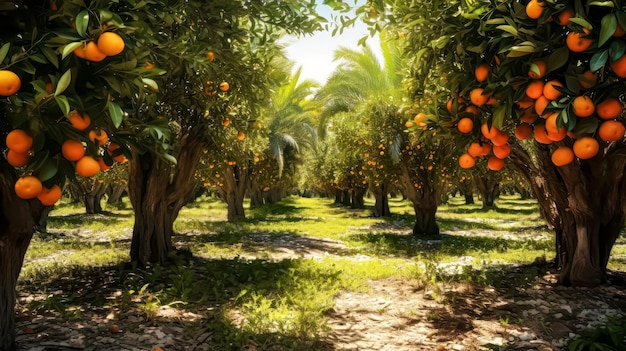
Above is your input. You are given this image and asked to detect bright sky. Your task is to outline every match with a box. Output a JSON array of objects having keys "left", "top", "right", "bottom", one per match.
[{"left": 283, "top": 3, "right": 381, "bottom": 85}]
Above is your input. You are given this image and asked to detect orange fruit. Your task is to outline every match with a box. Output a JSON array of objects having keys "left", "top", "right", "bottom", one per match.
[
  {"left": 598, "top": 120, "right": 626, "bottom": 142},
  {"left": 97, "top": 32, "right": 125, "bottom": 56},
  {"left": 528, "top": 60, "right": 547, "bottom": 79},
  {"left": 73, "top": 45, "right": 87, "bottom": 59},
  {"left": 514, "top": 123, "right": 533, "bottom": 140},
  {"left": 405, "top": 120, "right": 415, "bottom": 128},
  {"left": 88, "top": 129, "right": 109, "bottom": 146},
  {"left": 67, "top": 110, "right": 91, "bottom": 130},
  {"left": 573, "top": 137, "right": 599, "bottom": 159},
  {"left": 219, "top": 81, "right": 229, "bottom": 92},
  {"left": 223, "top": 118, "right": 230, "bottom": 127},
  {"left": 611, "top": 54, "right": 626, "bottom": 78},
  {"left": 526, "top": 0, "right": 545, "bottom": 19},
  {"left": 487, "top": 156, "right": 505, "bottom": 171},
  {"left": 0, "top": 70, "right": 21, "bottom": 96},
  {"left": 107, "top": 143, "right": 126, "bottom": 163},
  {"left": 520, "top": 111, "right": 539, "bottom": 124},
  {"left": 467, "top": 142, "right": 484, "bottom": 157},
  {"left": 76, "top": 41, "right": 106, "bottom": 62},
  {"left": 534, "top": 95, "right": 550, "bottom": 116},
  {"left": 545, "top": 113, "right": 567, "bottom": 141},
  {"left": 470, "top": 88, "right": 489, "bottom": 106},
  {"left": 493, "top": 143, "right": 511, "bottom": 158},
  {"left": 551, "top": 146, "right": 575, "bottom": 166},
  {"left": 459, "top": 153, "right": 476, "bottom": 169},
  {"left": 557, "top": 9, "right": 574, "bottom": 26},
  {"left": 525, "top": 80, "right": 545, "bottom": 99},
  {"left": 446, "top": 98, "right": 455, "bottom": 113},
  {"left": 76, "top": 156, "right": 100, "bottom": 177},
  {"left": 596, "top": 97, "right": 622, "bottom": 120},
  {"left": 61, "top": 139, "right": 85, "bottom": 161},
  {"left": 45, "top": 82, "right": 53, "bottom": 94},
  {"left": 5, "top": 129, "right": 33, "bottom": 153},
  {"left": 481, "top": 123, "right": 499, "bottom": 140},
  {"left": 614, "top": 23, "right": 626, "bottom": 37},
  {"left": 533, "top": 124, "right": 553, "bottom": 144},
  {"left": 207, "top": 51, "right": 215, "bottom": 61},
  {"left": 491, "top": 131, "right": 509, "bottom": 146},
  {"left": 481, "top": 143, "right": 492, "bottom": 156},
  {"left": 517, "top": 96, "right": 535, "bottom": 110},
  {"left": 572, "top": 96, "right": 595, "bottom": 117},
  {"left": 543, "top": 80, "right": 564, "bottom": 100},
  {"left": 237, "top": 131, "right": 245, "bottom": 140},
  {"left": 566, "top": 29, "right": 593, "bottom": 53},
  {"left": 152, "top": 348, "right": 164, "bottom": 351},
  {"left": 37, "top": 185, "right": 62, "bottom": 206},
  {"left": 579, "top": 70, "right": 598, "bottom": 89},
  {"left": 14, "top": 176, "right": 43, "bottom": 200},
  {"left": 475, "top": 64, "right": 489, "bottom": 82},
  {"left": 109, "top": 324, "right": 120, "bottom": 334},
  {"left": 98, "top": 157, "right": 112, "bottom": 171},
  {"left": 464, "top": 105, "right": 479, "bottom": 116},
  {"left": 414, "top": 112, "right": 427, "bottom": 126},
  {"left": 457, "top": 117, "right": 474, "bottom": 133},
  {"left": 6, "top": 150, "right": 30, "bottom": 167}
]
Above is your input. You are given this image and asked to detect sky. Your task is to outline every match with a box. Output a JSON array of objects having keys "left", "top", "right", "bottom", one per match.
[{"left": 282, "top": 3, "right": 382, "bottom": 85}]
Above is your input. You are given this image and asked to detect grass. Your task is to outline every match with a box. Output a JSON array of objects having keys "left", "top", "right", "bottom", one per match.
[{"left": 17, "top": 193, "right": 625, "bottom": 350}]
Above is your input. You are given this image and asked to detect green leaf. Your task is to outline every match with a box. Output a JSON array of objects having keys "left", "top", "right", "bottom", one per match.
[
  {"left": 569, "top": 17, "right": 593, "bottom": 29},
  {"left": 162, "top": 153, "right": 177, "bottom": 165},
  {"left": 54, "top": 95, "right": 70, "bottom": 116},
  {"left": 492, "top": 104, "right": 506, "bottom": 129},
  {"left": 0, "top": 43, "right": 10, "bottom": 64},
  {"left": 496, "top": 25, "right": 518, "bottom": 36},
  {"left": 590, "top": 49, "right": 609, "bottom": 71},
  {"left": 142, "top": 78, "right": 158, "bottom": 91},
  {"left": 546, "top": 46, "right": 570, "bottom": 73},
  {"left": 108, "top": 101, "right": 124, "bottom": 128},
  {"left": 572, "top": 117, "right": 599, "bottom": 136},
  {"left": 62, "top": 42, "right": 83, "bottom": 59},
  {"left": 55, "top": 69, "right": 71, "bottom": 96},
  {"left": 599, "top": 14, "right": 617, "bottom": 47},
  {"left": 587, "top": 1, "right": 615, "bottom": 7},
  {"left": 41, "top": 47, "right": 59, "bottom": 68},
  {"left": 609, "top": 40, "right": 625, "bottom": 61},
  {"left": 38, "top": 158, "right": 58, "bottom": 182},
  {"left": 75, "top": 10, "right": 90, "bottom": 38}
]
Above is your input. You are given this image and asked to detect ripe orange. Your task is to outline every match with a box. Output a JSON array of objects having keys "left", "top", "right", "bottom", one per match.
[
  {"left": 219, "top": 81, "right": 229, "bottom": 92},
  {"left": 237, "top": 131, "right": 245, "bottom": 140},
  {"left": 14, "top": 176, "right": 43, "bottom": 200},
  {"left": 37, "top": 185, "right": 62, "bottom": 206},
  {"left": 526, "top": 0, "right": 545, "bottom": 19},
  {"left": 491, "top": 131, "right": 509, "bottom": 146},
  {"left": 464, "top": 105, "right": 479, "bottom": 116},
  {"left": 145, "top": 62, "right": 155, "bottom": 69},
  {"left": 457, "top": 117, "right": 474, "bottom": 133},
  {"left": 610, "top": 54, "right": 626, "bottom": 78},
  {"left": 88, "top": 129, "right": 109, "bottom": 146},
  {"left": 207, "top": 51, "right": 215, "bottom": 61},
  {"left": 68, "top": 110, "right": 91, "bottom": 130},
  {"left": 97, "top": 32, "right": 125, "bottom": 56},
  {"left": 534, "top": 95, "right": 550, "bottom": 116},
  {"left": 152, "top": 348, "right": 164, "bottom": 351},
  {"left": 514, "top": 123, "right": 533, "bottom": 140},
  {"left": 467, "top": 142, "right": 484, "bottom": 157},
  {"left": 61, "top": 139, "right": 85, "bottom": 161},
  {"left": 579, "top": 70, "right": 597, "bottom": 89},
  {"left": 528, "top": 60, "right": 547, "bottom": 79},
  {"left": 98, "top": 157, "right": 112, "bottom": 171},
  {"left": 222, "top": 118, "right": 230, "bottom": 127},
  {"left": 598, "top": 120, "right": 626, "bottom": 142},
  {"left": 5, "top": 129, "right": 33, "bottom": 153},
  {"left": 76, "top": 41, "right": 106, "bottom": 62},
  {"left": 543, "top": 80, "right": 564, "bottom": 100},
  {"left": 475, "top": 64, "right": 489, "bottom": 82},
  {"left": 481, "top": 123, "right": 499, "bottom": 140},
  {"left": 572, "top": 96, "right": 595, "bottom": 117},
  {"left": 459, "top": 153, "right": 476, "bottom": 169},
  {"left": 107, "top": 143, "right": 126, "bottom": 163},
  {"left": 487, "top": 156, "right": 505, "bottom": 171},
  {"left": 414, "top": 112, "right": 427, "bottom": 126},
  {"left": 545, "top": 113, "right": 567, "bottom": 141},
  {"left": 520, "top": 111, "right": 538, "bottom": 124},
  {"left": 596, "top": 97, "right": 622, "bottom": 120},
  {"left": 525, "top": 80, "right": 545, "bottom": 99},
  {"left": 446, "top": 98, "right": 455, "bottom": 113},
  {"left": 551, "top": 146, "right": 575, "bottom": 166},
  {"left": 6, "top": 150, "right": 30, "bottom": 167},
  {"left": 557, "top": 8, "right": 574, "bottom": 26},
  {"left": 470, "top": 88, "right": 489, "bottom": 106},
  {"left": 533, "top": 124, "right": 553, "bottom": 144},
  {"left": 493, "top": 143, "right": 511, "bottom": 158},
  {"left": 0, "top": 70, "right": 21, "bottom": 96},
  {"left": 566, "top": 29, "right": 593, "bottom": 53},
  {"left": 614, "top": 23, "right": 626, "bottom": 37},
  {"left": 73, "top": 45, "right": 87, "bottom": 59},
  {"left": 405, "top": 120, "right": 415, "bottom": 128},
  {"left": 481, "top": 143, "right": 492, "bottom": 156},
  {"left": 76, "top": 156, "right": 101, "bottom": 177},
  {"left": 573, "top": 137, "right": 599, "bottom": 159},
  {"left": 45, "top": 82, "right": 53, "bottom": 94}
]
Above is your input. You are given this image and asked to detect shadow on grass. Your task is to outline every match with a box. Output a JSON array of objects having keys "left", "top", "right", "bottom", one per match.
[{"left": 17, "top": 254, "right": 337, "bottom": 350}]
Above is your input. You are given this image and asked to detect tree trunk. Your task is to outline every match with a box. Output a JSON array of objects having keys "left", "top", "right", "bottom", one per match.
[
  {"left": 351, "top": 187, "right": 366, "bottom": 209},
  {"left": 412, "top": 203, "right": 439, "bottom": 237},
  {"left": 220, "top": 164, "right": 248, "bottom": 222},
  {"left": 334, "top": 189, "right": 342, "bottom": 204},
  {"left": 399, "top": 164, "right": 440, "bottom": 238},
  {"left": 0, "top": 162, "right": 42, "bottom": 351},
  {"left": 106, "top": 183, "right": 127, "bottom": 205},
  {"left": 128, "top": 128, "right": 206, "bottom": 267},
  {"left": 371, "top": 183, "right": 391, "bottom": 217},
  {"left": 464, "top": 194, "right": 475, "bottom": 205},
  {"left": 248, "top": 179, "right": 264, "bottom": 209},
  {"left": 342, "top": 189, "right": 351, "bottom": 206},
  {"left": 474, "top": 175, "right": 499, "bottom": 209},
  {"left": 510, "top": 143, "right": 624, "bottom": 287}
]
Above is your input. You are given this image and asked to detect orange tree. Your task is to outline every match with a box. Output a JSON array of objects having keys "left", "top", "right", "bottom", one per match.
[
  {"left": 124, "top": 0, "right": 326, "bottom": 264},
  {"left": 422, "top": 0, "right": 626, "bottom": 286},
  {"left": 0, "top": 0, "right": 172, "bottom": 348}
]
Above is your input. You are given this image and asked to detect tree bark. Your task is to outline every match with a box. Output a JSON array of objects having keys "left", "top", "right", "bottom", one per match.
[
  {"left": 0, "top": 161, "right": 43, "bottom": 351},
  {"left": 371, "top": 183, "right": 391, "bottom": 217},
  {"left": 128, "top": 128, "right": 206, "bottom": 267},
  {"left": 219, "top": 164, "right": 249, "bottom": 222},
  {"left": 106, "top": 182, "right": 127, "bottom": 205},
  {"left": 399, "top": 164, "right": 440, "bottom": 238},
  {"left": 474, "top": 175, "right": 499, "bottom": 209},
  {"left": 351, "top": 187, "right": 366, "bottom": 209},
  {"left": 509, "top": 142, "right": 624, "bottom": 287}
]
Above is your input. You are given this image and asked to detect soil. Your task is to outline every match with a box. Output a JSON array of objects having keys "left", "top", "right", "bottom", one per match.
[{"left": 15, "top": 220, "right": 626, "bottom": 351}]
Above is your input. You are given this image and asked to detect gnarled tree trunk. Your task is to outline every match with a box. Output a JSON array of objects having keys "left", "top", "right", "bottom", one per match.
[
  {"left": 351, "top": 186, "right": 366, "bottom": 209},
  {"left": 399, "top": 164, "right": 440, "bottom": 238},
  {"left": 474, "top": 175, "right": 499, "bottom": 209},
  {"left": 128, "top": 128, "right": 206, "bottom": 267},
  {"left": 510, "top": 143, "right": 624, "bottom": 287},
  {"left": 0, "top": 161, "right": 44, "bottom": 351},
  {"left": 371, "top": 183, "right": 391, "bottom": 217},
  {"left": 219, "top": 164, "right": 249, "bottom": 222}
]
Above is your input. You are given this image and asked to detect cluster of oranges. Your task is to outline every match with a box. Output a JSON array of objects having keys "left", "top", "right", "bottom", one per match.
[
  {"left": 74, "top": 31, "right": 125, "bottom": 62},
  {"left": 4, "top": 109, "right": 127, "bottom": 205}
]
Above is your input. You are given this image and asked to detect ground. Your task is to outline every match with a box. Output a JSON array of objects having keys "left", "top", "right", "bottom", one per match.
[{"left": 14, "top": 196, "right": 626, "bottom": 351}]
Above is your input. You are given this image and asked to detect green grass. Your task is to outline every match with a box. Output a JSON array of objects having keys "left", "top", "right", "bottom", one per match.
[{"left": 18, "top": 193, "right": 625, "bottom": 350}]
